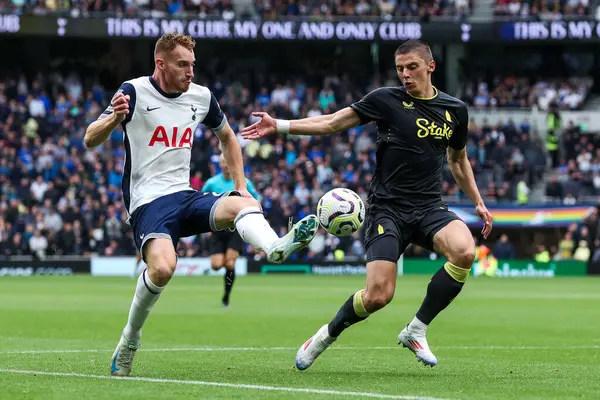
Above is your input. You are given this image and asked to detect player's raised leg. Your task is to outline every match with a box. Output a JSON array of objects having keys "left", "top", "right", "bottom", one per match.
[
  {"left": 295, "top": 215, "right": 400, "bottom": 370},
  {"left": 399, "top": 219, "right": 475, "bottom": 367},
  {"left": 213, "top": 195, "right": 319, "bottom": 264},
  {"left": 112, "top": 237, "right": 176, "bottom": 376}
]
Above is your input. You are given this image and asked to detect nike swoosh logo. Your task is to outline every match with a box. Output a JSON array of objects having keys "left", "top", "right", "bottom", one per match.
[
  {"left": 111, "top": 349, "right": 120, "bottom": 373},
  {"left": 146, "top": 106, "right": 161, "bottom": 112}
]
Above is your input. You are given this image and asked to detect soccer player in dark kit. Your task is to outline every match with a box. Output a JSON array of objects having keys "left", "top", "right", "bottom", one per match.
[{"left": 241, "top": 40, "right": 493, "bottom": 369}]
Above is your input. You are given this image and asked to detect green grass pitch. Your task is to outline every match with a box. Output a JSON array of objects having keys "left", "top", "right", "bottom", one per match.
[{"left": 0, "top": 274, "right": 599, "bottom": 399}]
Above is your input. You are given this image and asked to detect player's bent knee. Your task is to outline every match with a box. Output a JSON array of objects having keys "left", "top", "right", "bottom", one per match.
[
  {"left": 363, "top": 280, "right": 395, "bottom": 312},
  {"left": 146, "top": 257, "right": 176, "bottom": 285},
  {"left": 214, "top": 196, "right": 260, "bottom": 229},
  {"left": 448, "top": 240, "right": 476, "bottom": 269},
  {"left": 225, "top": 260, "right": 236, "bottom": 270},
  {"left": 144, "top": 239, "right": 177, "bottom": 285},
  {"left": 151, "top": 263, "right": 176, "bottom": 282},
  {"left": 434, "top": 220, "right": 475, "bottom": 269},
  {"left": 225, "top": 254, "right": 237, "bottom": 269},
  {"left": 363, "top": 286, "right": 394, "bottom": 312},
  {"left": 231, "top": 197, "right": 260, "bottom": 215},
  {"left": 210, "top": 254, "right": 224, "bottom": 270},
  {"left": 363, "top": 259, "right": 396, "bottom": 312},
  {"left": 226, "top": 195, "right": 259, "bottom": 210}
]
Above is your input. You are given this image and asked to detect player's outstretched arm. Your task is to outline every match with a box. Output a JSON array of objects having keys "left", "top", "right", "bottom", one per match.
[
  {"left": 448, "top": 103, "right": 493, "bottom": 238},
  {"left": 241, "top": 107, "right": 361, "bottom": 139},
  {"left": 447, "top": 147, "right": 482, "bottom": 205},
  {"left": 84, "top": 90, "right": 131, "bottom": 148},
  {"left": 447, "top": 147, "right": 493, "bottom": 238},
  {"left": 84, "top": 112, "right": 123, "bottom": 148}
]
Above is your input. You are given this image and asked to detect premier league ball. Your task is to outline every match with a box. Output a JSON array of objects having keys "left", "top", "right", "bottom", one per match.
[{"left": 317, "top": 188, "right": 365, "bottom": 237}]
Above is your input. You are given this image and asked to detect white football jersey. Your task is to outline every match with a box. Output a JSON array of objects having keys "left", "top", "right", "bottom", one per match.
[{"left": 99, "top": 76, "right": 227, "bottom": 216}]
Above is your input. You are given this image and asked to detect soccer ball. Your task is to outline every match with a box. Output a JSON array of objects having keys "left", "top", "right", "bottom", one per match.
[{"left": 317, "top": 188, "right": 365, "bottom": 236}]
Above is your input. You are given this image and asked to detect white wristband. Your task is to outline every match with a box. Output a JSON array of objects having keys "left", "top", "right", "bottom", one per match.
[{"left": 276, "top": 119, "right": 291, "bottom": 134}]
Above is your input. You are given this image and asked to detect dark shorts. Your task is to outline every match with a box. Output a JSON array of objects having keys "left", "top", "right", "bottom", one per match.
[
  {"left": 208, "top": 230, "right": 244, "bottom": 255},
  {"left": 364, "top": 203, "right": 461, "bottom": 263},
  {"left": 130, "top": 190, "right": 240, "bottom": 255}
]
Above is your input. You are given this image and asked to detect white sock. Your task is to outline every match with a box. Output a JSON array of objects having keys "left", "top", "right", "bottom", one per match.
[
  {"left": 408, "top": 316, "right": 428, "bottom": 332},
  {"left": 123, "top": 269, "right": 164, "bottom": 342},
  {"left": 234, "top": 207, "right": 280, "bottom": 252}
]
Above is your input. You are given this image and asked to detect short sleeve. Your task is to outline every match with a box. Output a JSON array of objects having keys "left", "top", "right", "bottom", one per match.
[
  {"left": 449, "top": 102, "right": 469, "bottom": 150},
  {"left": 97, "top": 82, "right": 136, "bottom": 125},
  {"left": 202, "top": 92, "right": 227, "bottom": 133},
  {"left": 350, "top": 88, "right": 387, "bottom": 125}
]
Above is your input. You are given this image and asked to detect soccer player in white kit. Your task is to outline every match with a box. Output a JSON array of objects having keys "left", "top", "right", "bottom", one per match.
[{"left": 84, "top": 33, "right": 319, "bottom": 377}]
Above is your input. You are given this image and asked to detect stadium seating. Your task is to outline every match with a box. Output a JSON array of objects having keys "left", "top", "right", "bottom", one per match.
[
  {"left": 494, "top": 0, "right": 593, "bottom": 17},
  {"left": 0, "top": 70, "right": 541, "bottom": 259},
  {"left": 461, "top": 76, "right": 593, "bottom": 111},
  {"left": 10, "top": 0, "right": 471, "bottom": 18},
  {"left": 254, "top": 0, "right": 472, "bottom": 18},
  {"left": 546, "top": 120, "right": 600, "bottom": 203}
]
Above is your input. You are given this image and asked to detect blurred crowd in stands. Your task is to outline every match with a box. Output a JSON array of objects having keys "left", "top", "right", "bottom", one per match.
[
  {"left": 0, "top": 68, "right": 548, "bottom": 260},
  {"left": 252, "top": 0, "right": 473, "bottom": 19},
  {"left": 550, "top": 220, "right": 594, "bottom": 262},
  {"left": 461, "top": 76, "right": 593, "bottom": 111},
  {"left": 4, "top": 0, "right": 473, "bottom": 19},
  {"left": 7, "top": 0, "right": 600, "bottom": 19},
  {"left": 546, "top": 119, "right": 600, "bottom": 203},
  {"left": 530, "top": 218, "right": 595, "bottom": 263},
  {"left": 494, "top": 0, "right": 594, "bottom": 18}
]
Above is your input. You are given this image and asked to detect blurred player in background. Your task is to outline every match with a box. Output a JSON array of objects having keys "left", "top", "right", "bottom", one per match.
[
  {"left": 243, "top": 40, "right": 493, "bottom": 369},
  {"left": 203, "top": 153, "right": 259, "bottom": 307},
  {"left": 84, "top": 32, "right": 319, "bottom": 377}
]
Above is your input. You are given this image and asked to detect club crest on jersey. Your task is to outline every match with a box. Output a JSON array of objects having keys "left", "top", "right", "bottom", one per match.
[
  {"left": 191, "top": 105, "right": 197, "bottom": 121},
  {"left": 149, "top": 126, "right": 193, "bottom": 148},
  {"left": 416, "top": 118, "right": 453, "bottom": 141}
]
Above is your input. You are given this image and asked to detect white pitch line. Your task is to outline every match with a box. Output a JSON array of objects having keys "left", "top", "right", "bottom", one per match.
[
  {"left": 0, "top": 369, "right": 450, "bottom": 400},
  {"left": 355, "top": 345, "right": 600, "bottom": 350},
  {"left": 1, "top": 345, "right": 599, "bottom": 355},
  {"left": 0, "top": 347, "right": 296, "bottom": 355}
]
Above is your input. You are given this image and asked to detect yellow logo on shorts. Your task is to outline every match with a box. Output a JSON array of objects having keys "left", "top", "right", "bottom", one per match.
[{"left": 378, "top": 224, "right": 384, "bottom": 235}]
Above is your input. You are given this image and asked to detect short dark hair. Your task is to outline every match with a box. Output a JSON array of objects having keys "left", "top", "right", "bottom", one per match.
[{"left": 394, "top": 40, "right": 433, "bottom": 62}]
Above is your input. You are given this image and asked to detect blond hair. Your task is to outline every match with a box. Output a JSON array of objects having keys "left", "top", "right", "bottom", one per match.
[{"left": 154, "top": 33, "right": 196, "bottom": 58}]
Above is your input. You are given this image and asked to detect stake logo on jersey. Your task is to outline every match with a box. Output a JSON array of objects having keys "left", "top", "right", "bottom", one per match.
[
  {"left": 98, "top": 76, "right": 227, "bottom": 216},
  {"left": 415, "top": 118, "right": 454, "bottom": 141}
]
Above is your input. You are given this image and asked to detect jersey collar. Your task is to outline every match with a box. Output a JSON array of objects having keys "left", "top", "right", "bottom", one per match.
[
  {"left": 407, "top": 86, "right": 438, "bottom": 101},
  {"left": 149, "top": 76, "right": 182, "bottom": 99}
]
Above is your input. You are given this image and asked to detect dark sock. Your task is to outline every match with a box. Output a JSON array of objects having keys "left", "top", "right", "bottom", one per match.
[
  {"left": 416, "top": 262, "right": 469, "bottom": 325},
  {"left": 223, "top": 269, "right": 235, "bottom": 302},
  {"left": 327, "top": 290, "right": 370, "bottom": 337}
]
